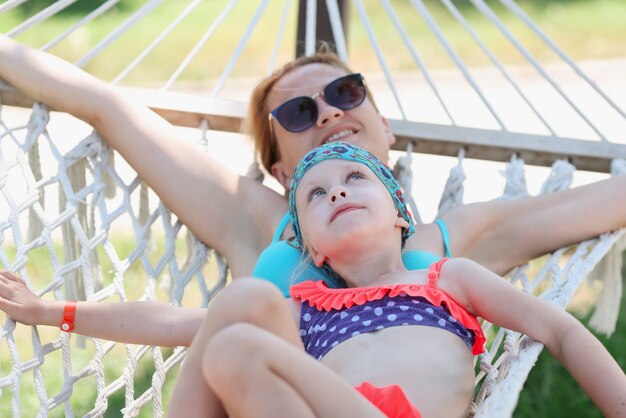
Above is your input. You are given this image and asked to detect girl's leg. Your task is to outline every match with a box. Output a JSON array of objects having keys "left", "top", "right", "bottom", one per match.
[
  {"left": 204, "top": 323, "right": 386, "bottom": 418},
  {"left": 167, "top": 278, "right": 302, "bottom": 418}
]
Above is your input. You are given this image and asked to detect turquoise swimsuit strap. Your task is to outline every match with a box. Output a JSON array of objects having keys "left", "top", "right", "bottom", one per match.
[
  {"left": 434, "top": 219, "right": 452, "bottom": 257},
  {"left": 272, "top": 212, "right": 292, "bottom": 243}
]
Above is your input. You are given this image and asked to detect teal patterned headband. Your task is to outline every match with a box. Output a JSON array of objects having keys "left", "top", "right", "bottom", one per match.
[{"left": 288, "top": 141, "right": 415, "bottom": 250}]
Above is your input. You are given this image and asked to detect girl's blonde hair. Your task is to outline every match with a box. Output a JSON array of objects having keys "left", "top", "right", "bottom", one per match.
[
  {"left": 290, "top": 252, "right": 314, "bottom": 287},
  {"left": 244, "top": 48, "right": 377, "bottom": 173}
]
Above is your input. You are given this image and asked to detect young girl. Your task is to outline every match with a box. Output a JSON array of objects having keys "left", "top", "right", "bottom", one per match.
[
  {"left": 1, "top": 142, "right": 624, "bottom": 418},
  {"left": 167, "top": 141, "right": 626, "bottom": 418}
]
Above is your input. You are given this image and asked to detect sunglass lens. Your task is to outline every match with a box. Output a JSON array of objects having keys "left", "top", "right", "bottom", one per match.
[
  {"left": 325, "top": 74, "right": 366, "bottom": 110},
  {"left": 276, "top": 97, "right": 318, "bottom": 132}
]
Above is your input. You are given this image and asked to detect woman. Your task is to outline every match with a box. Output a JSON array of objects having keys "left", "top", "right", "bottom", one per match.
[{"left": 0, "top": 35, "right": 624, "bottom": 294}]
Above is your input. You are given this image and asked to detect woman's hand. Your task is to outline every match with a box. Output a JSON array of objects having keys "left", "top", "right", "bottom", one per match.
[{"left": 0, "top": 271, "right": 47, "bottom": 326}]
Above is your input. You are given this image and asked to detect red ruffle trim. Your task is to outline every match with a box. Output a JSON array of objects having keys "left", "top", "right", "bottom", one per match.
[{"left": 290, "top": 280, "right": 486, "bottom": 355}]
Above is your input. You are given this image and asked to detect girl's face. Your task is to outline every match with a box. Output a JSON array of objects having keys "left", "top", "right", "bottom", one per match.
[
  {"left": 267, "top": 64, "right": 396, "bottom": 190},
  {"left": 295, "top": 159, "right": 408, "bottom": 266}
]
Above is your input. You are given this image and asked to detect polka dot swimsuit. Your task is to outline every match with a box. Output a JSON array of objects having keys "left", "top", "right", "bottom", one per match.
[
  {"left": 290, "top": 258, "right": 486, "bottom": 360},
  {"left": 299, "top": 294, "right": 475, "bottom": 360}
]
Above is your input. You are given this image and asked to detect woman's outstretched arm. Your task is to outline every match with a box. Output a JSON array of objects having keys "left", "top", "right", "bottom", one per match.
[
  {"left": 444, "top": 174, "right": 626, "bottom": 275},
  {"left": 0, "top": 35, "right": 286, "bottom": 275},
  {"left": 441, "top": 258, "right": 626, "bottom": 418},
  {"left": 0, "top": 271, "right": 203, "bottom": 346}
]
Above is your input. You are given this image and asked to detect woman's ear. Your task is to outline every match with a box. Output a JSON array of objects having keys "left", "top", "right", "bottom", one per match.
[
  {"left": 380, "top": 115, "right": 396, "bottom": 146},
  {"left": 271, "top": 161, "right": 291, "bottom": 190}
]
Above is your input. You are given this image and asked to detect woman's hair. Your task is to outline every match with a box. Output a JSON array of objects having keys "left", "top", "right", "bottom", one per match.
[{"left": 245, "top": 47, "right": 377, "bottom": 173}]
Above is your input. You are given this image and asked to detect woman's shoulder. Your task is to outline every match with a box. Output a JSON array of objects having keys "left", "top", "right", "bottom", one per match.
[{"left": 405, "top": 222, "right": 444, "bottom": 253}]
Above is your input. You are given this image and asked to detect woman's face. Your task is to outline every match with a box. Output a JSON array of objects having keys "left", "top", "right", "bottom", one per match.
[{"left": 267, "top": 64, "right": 396, "bottom": 190}]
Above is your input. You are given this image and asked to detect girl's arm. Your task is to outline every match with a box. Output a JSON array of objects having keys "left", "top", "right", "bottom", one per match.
[
  {"left": 441, "top": 258, "right": 626, "bottom": 418},
  {"left": 0, "top": 35, "right": 287, "bottom": 276},
  {"left": 444, "top": 175, "right": 626, "bottom": 275},
  {"left": 0, "top": 271, "right": 203, "bottom": 347}
]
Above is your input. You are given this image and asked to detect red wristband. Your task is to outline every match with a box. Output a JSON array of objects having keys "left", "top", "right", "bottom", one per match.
[{"left": 60, "top": 301, "right": 77, "bottom": 333}]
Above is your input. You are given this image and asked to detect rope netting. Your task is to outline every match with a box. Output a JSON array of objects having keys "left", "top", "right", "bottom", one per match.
[
  {"left": 1, "top": 0, "right": 626, "bottom": 417},
  {"left": 0, "top": 103, "right": 225, "bottom": 417}
]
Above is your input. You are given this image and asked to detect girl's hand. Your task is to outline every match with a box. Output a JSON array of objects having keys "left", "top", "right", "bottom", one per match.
[{"left": 0, "top": 271, "right": 47, "bottom": 326}]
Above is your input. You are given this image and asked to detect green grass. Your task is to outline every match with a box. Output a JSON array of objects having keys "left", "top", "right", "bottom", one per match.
[
  {"left": 348, "top": 0, "right": 626, "bottom": 71},
  {"left": 1, "top": 0, "right": 624, "bottom": 85}
]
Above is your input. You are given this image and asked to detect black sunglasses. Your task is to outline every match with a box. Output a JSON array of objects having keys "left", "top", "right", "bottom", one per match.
[{"left": 268, "top": 73, "right": 366, "bottom": 133}]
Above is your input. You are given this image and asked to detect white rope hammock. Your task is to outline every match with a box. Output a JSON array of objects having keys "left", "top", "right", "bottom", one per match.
[{"left": 1, "top": 1, "right": 625, "bottom": 417}]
